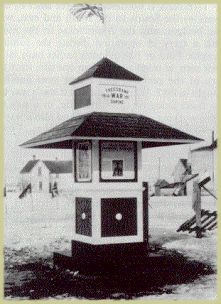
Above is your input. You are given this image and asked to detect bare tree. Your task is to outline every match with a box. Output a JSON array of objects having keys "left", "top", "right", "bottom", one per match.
[{"left": 70, "top": 3, "right": 104, "bottom": 23}]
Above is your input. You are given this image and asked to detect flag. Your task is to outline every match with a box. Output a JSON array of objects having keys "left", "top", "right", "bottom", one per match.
[{"left": 70, "top": 4, "right": 104, "bottom": 23}]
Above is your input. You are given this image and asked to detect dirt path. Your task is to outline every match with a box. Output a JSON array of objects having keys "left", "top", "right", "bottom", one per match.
[{"left": 4, "top": 246, "right": 215, "bottom": 300}]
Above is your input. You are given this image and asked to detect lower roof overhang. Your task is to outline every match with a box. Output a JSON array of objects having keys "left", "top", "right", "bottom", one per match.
[
  {"left": 20, "top": 112, "right": 203, "bottom": 149},
  {"left": 20, "top": 136, "right": 199, "bottom": 149}
]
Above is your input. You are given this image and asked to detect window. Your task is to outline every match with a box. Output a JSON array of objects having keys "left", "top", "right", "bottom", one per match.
[
  {"left": 75, "top": 141, "right": 92, "bottom": 182},
  {"left": 39, "top": 181, "right": 42, "bottom": 191},
  {"left": 100, "top": 141, "right": 137, "bottom": 182},
  {"left": 74, "top": 85, "right": 91, "bottom": 110},
  {"left": 56, "top": 174, "right": 59, "bottom": 178},
  {"left": 38, "top": 167, "right": 42, "bottom": 176}
]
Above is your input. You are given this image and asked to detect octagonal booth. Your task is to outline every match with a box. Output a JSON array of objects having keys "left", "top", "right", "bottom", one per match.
[{"left": 21, "top": 58, "right": 202, "bottom": 272}]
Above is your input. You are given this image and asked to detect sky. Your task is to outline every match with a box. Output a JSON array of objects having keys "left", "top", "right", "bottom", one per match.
[{"left": 4, "top": 3, "right": 217, "bottom": 185}]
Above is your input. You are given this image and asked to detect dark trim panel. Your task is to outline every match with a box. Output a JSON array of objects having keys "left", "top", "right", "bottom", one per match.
[
  {"left": 101, "top": 197, "right": 137, "bottom": 237},
  {"left": 99, "top": 140, "right": 138, "bottom": 183},
  {"left": 75, "top": 197, "right": 92, "bottom": 236}
]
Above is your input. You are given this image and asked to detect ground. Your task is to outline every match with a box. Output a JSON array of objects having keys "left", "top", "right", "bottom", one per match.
[{"left": 4, "top": 192, "right": 217, "bottom": 300}]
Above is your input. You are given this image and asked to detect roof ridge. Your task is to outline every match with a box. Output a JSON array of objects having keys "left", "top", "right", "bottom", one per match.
[{"left": 69, "top": 57, "right": 143, "bottom": 85}]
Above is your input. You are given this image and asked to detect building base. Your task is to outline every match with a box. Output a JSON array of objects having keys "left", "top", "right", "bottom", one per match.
[{"left": 53, "top": 240, "right": 164, "bottom": 275}]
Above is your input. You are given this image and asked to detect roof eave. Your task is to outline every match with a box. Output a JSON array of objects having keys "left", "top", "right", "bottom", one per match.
[
  {"left": 69, "top": 75, "right": 143, "bottom": 85},
  {"left": 20, "top": 136, "right": 202, "bottom": 149}
]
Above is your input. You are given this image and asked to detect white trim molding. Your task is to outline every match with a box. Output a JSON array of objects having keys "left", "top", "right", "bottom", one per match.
[{"left": 21, "top": 135, "right": 200, "bottom": 148}]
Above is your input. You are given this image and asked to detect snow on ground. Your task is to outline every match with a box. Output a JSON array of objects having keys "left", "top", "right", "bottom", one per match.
[
  {"left": 4, "top": 192, "right": 74, "bottom": 257},
  {"left": 149, "top": 196, "right": 217, "bottom": 265},
  {"left": 145, "top": 196, "right": 217, "bottom": 300},
  {"left": 4, "top": 192, "right": 217, "bottom": 299}
]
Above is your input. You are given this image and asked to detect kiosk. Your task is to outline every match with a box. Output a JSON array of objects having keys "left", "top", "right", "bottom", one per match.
[{"left": 21, "top": 58, "right": 202, "bottom": 272}]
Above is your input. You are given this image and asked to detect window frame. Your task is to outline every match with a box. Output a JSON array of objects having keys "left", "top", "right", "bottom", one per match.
[
  {"left": 74, "top": 140, "right": 92, "bottom": 183},
  {"left": 99, "top": 140, "right": 137, "bottom": 183}
]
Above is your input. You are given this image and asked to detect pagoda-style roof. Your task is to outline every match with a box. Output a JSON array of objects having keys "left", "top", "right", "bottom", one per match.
[
  {"left": 20, "top": 112, "right": 203, "bottom": 149},
  {"left": 69, "top": 57, "right": 143, "bottom": 85}
]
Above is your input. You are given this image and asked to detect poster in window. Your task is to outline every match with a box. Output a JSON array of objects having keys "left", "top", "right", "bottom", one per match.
[
  {"left": 100, "top": 141, "right": 137, "bottom": 181},
  {"left": 112, "top": 160, "right": 123, "bottom": 176},
  {"left": 76, "top": 142, "right": 91, "bottom": 182}
]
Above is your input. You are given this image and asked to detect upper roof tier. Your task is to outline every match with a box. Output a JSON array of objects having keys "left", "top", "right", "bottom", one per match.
[
  {"left": 20, "top": 112, "right": 203, "bottom": 149},
  {"left": 69, "top": 57, "right": 143, "bottom": 85}
]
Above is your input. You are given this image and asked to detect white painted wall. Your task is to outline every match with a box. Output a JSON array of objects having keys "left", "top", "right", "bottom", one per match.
[
  {"left": 189, "top": 149, "right": 216, "bottom": 194},
  {"left": 71, "top": 77, "right": 143, "bottom": 117},
  {"left": 71, "top": 139, "right": 144, "bottom": 245},
  {"left": 30, "top": 161, "right": 50, "bottom": 192},
  {"left": 172, "top": 161, "right": 186, "bottom": 183},
  {"left": 71, "top": 140, "right": 142, "bottom": 191},
  {"left": 73, "top": 190, "right": 143, "bottom": 245},
  {"left": 50, "top": 173, "right": 74, "bottom": 191}
]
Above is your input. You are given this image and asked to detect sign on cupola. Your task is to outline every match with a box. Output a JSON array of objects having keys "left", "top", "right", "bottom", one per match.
[
  {"left": 96, "top": 84, "right": 136, "bottom": 106},
  {"left": 69, "top": 57, "right": 143, "bottom": 116}
]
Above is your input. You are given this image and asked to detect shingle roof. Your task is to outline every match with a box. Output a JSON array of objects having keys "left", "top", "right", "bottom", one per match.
[
  {"left": 69, "top": 57, "right": 143, "bottom": 85},
  {"left": 20, "top": 160, "right": 39, "bottom": 173},
  {"left": 180, "top": 159, "right": 188, "bottom": 168},
  {"left": 20, "top": 160, "right": 72, "bottom": 174},
  {"left": 191, "top": 139, "right": 217, "bottom": 152},
  {"left": 43, "top": 161, "right": 72, "bottom": 174},
  {"left": 20, "top": 112, "right": 203, "bottom": 149},
  {"left": 154, "top": 179, "right": 169, "bottom": 187}
]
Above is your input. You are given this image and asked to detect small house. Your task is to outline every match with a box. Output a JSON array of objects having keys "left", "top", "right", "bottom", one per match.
[
  {"left": 20, "top": 157, "right": 73, "bottom": 193},
  {"left": 172, "top": 158, "right": 191, "bottom": 195},
  {"left": 189, "top": 139, "right": 217, "bottom": 194},
  {"left": 173, "top": 159, "right": 191, "bottom": 183},
  {"left": 154, "top": 179, "right": 169, "bottom": 196}
]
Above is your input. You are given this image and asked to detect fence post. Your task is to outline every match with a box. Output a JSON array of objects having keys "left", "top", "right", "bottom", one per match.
[
  {"left": 192, "top": 181, "right": 202, "bottom": 238},
  {"left": 143, "top": 182, "right": 149, "bottom": 245}
]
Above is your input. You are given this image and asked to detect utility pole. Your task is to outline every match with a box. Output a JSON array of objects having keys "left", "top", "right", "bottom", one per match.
[
  {"left": 212, "top": 130, "right": 215, "bottom": 192},
  {"left": 158, "top": 157, "right": 161, "bottom": 179}
]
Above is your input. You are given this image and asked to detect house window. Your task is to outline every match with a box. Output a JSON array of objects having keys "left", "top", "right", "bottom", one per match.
[
  {"left": 38, "top": 167, "right": 42, "bottom": 176},
  {"left": 100, "top": 141, "right": 137, "bottom": 182},
  {"left": 75, "top": 141, "right": 92, "bottom": 182},
  {"left": 56, "top": 174, "right": 59, "bottom": 178},
  {"left": 39, "top": 181, "right": 42, "bottom": 191}
]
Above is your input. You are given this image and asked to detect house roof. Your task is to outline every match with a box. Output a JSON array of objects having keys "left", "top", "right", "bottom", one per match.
[
  {"left": 179, "top": 158, "right": 192, "bottom": 174},
  {"left": 20, "top": 112, "right": 203, "bottom": 149},
  {"left": 154, "top": 179, "right": 169, "bottom": 187},
  {"left": 43, "top": 161, "right": 72, "bottom": 174},
  {"left": 161, "top": 182, "right": 181, "bottom": 189},
  {"left": 69, "top": 57, "right": 143, "bottom": 85},
  {"left": 20, "top": 160, "right": 72, "bottom": 174},
  {"left": 180, "top": 159, "right": 188, "bottom": 168},
  {"left": 20, "top": 160, "right": 39, "bottom": 173},
  {"left": 191, "top": 139, "right": 217, "bottom": 152}
]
